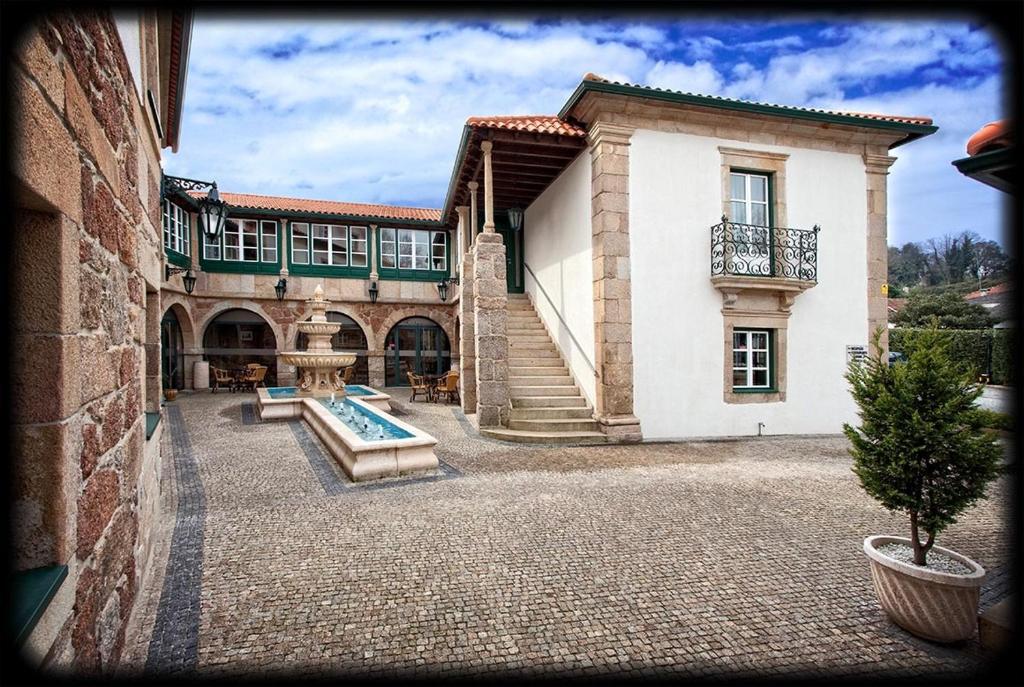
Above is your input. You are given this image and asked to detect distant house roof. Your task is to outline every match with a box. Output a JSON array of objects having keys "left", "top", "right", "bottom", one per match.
[
  {"left": 187, "top": 191, "right": 442, "bottom": 223},
  {"left": 965, "top": 282, "right": 1012, "bottom": 301},
  {"left": 953, "top": 120, "right": 1014, "bottom": 193},
  {"left": 559, "top": 73, "right": 937, "bottom": 147},
  {"left": 466, "top": 115, "right": 587, "bottom": 138},
  {"left": 887, "top": 297, "right": 908, "bottom": 314}
]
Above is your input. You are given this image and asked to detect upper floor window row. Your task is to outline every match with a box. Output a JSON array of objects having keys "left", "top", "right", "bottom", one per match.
[
  {"left": 204, "top": 218, "right": 279, "bottom": 263},
  {"left": 380, "top": 228, "right": 447, "bottom": 272},
  {"left": 291, "top": 223, "right": 368, "bottom": 268},
  {"left": 163, "top": 199, "right": 190, "bottom": 257}
]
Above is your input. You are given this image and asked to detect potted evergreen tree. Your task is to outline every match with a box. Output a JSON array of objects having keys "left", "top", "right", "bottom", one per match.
[{"left": 844, "top": 326, "right": 1002, "bottom": 643}]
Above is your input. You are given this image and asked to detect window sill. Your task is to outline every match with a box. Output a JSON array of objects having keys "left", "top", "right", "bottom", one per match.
[
  {"left": 165, "top": 248, "right": 191, "bottom": 269},
  {"left": 12, "top": 565, "right": 68, "bottom": 646},
  {"left": 725, "top": 389, "right": 785, "bottom": 404},
  {"left": 145, "top": 411, "right": 161, "bottom": 440}
]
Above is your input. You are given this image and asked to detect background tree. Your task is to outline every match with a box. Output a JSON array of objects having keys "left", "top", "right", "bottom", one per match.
[
  {"left": 892, "top": 291, "right": 994, "bottom": 329},
  {"left": 844, "top": 327, "right": 1002, "bottom": 565}
]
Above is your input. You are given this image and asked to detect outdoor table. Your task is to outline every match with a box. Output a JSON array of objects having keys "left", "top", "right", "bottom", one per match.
[
  {"left": 421, "top": 374, "right": 442, "bottom": 402},
  {"left": 230, "top": 368, "right": 249, "bottom": 393}
]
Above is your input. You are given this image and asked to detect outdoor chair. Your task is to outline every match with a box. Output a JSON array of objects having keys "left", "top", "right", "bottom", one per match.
[
  {"left": 407, "top": 372, "right": 429, "bottom": 402},
  {"left": 211, "top": 366, "right": 234, "bottom": 393},
  {"left": 437, "top": 371, "right": 460, "bottom": 405},
  {"left": 241, "top": 365, "right": 268, "bottom": 392}
]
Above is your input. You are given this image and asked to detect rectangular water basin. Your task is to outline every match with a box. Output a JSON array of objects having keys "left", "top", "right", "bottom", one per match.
[
  {"left": 257, "top": 385, "right": 391, "bottom": 419},
  {"left": 267, "top": 385, "right": 376, "bottom": 398},
  {"left": 317, "top": 398, "right": 412, "bottom": 441}
]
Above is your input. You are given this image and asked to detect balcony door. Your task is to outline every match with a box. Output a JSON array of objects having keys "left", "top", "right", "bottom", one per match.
[{"left": 728, "top": 171, "right": 773, "bottom": 276}]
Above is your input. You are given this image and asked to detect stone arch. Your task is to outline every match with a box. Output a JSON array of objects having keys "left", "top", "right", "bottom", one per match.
[
  {"left": 161, "top": 294, "right": 199, "bottom": 350},
  {"left": 376, "top": 308, "right": 456, "bottom": 352},
  {"left": 196, "top": 299, "right": 285, "bottom": 353},
  {"left": 290, "top": 304, "right": 375, "bottom": 350}
]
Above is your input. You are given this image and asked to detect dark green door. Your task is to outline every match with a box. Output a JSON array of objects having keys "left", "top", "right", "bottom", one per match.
[
  {"left": 476, "top": 209, "right": 524, "bottom": 294},
  {"left": 385, "top": 318, "right": 452, "bottom": 386}
]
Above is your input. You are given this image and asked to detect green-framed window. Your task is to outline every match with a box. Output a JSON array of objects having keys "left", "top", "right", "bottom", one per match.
[
  {"left": 200, "top": 217, "right": 281, "bottom": 274},
  {"left": 378, "top": 227, "right": 449, "bottom": 282},
  {"left": 287, "top": 222, "right": 370, "bottom": 278},
  {"left": 732, "top": 328, "right": 775, "bottom": 391},
  {"left": 162, "top": 199, "right": 191, "bottom": 268}
]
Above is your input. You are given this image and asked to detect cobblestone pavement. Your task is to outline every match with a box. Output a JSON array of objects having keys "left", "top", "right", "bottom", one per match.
[{"left": 120, "top": 389, "right": 1012, "bottom": 680}]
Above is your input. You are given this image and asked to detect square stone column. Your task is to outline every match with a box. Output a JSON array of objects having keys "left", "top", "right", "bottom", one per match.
[
  {"left": 472, "top": 232, "right": 508, "bottom": 426},
  {"left": 367, "top": 351, "right": 386, "bottom": 389},
  {"left": 865, "top": 153, "right": 897, "bottom": 357},
  {"left": 456, "top": 206, "right": 477, "bottom": 414},
  {"left": 589, "top": 121, "right": 642, "bottom": 442}
]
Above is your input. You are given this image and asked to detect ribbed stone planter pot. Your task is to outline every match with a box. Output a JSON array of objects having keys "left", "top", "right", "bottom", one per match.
[{"left": 863, "top": 535, "right": 986, "bottom": 643}]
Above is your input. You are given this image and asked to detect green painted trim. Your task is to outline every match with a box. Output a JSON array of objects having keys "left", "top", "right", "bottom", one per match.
[
  {"left": 199, "top": 218, "right": 282, "bottom": 275},
  {"left": 13, "top": 565, "right": 68, "bottom": 646},
  {"left": 145, "top": 411, "right": 160, "bottom": 440},
  {"left": 439, "top": 124, "right": 473, "bottom": 225},
  {"left": 376, "top": 227, "right": 452, "bottom": 283},
  {"left": 165, "top": 247, "right": 191, "bottom": 268},
  {"left": 731, "top": 327, "right": 776, "bottom": 392},
  {"left": 951, "top": 147, "right": 1014, "bottom": 175},
  {"left": 285, "top": 220, "right": 371, "bottom": 278},
  {"left": 558, "top": 80, "right": 938, "bottom": 148}
]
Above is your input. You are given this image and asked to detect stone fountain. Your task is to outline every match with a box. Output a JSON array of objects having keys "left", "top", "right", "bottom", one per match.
[{"left": 280, "top": 284, "right": 358, "bottom": 397}]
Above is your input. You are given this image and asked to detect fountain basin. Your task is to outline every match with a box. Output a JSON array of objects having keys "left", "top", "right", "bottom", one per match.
[
  {"left": 291, "top": 396, "right": 438, "bottom": 481},
  {"left": 257, "top": 385, "right": 391, "bottom": 418}
]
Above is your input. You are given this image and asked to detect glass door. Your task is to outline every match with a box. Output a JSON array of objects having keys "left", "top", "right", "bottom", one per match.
[{"left": 385, "top": 318, "right": 452, "bottom": 386}]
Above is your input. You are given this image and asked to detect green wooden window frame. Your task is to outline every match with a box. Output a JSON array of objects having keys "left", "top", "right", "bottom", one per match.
[
  {"left": 287, "top": 221, "right": 371, "bottom": 278},
  {"left": 162, "top": 199, "right": 191, "bottom": 268},
  {"left": 732, "top": 328, "right": 776, "bottom": 392},
  {"left": 377, "top": 227, "right": 451, "bottom": 282},
  {"left": 199, "top": 217, "right": 282, "bottom": 275},
  {"left": 728, "top": 168, "right": 776, "bottom": 277}
]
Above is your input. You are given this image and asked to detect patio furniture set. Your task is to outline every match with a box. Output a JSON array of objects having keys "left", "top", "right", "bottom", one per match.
[
  {"left": 407, "top": 370, "right": 460, "bottom": 404},
  {"left": 211, "top": 363, "right": 269, "bottom": 393}
]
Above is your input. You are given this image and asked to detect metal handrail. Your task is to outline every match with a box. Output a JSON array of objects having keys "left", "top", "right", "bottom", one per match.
[
  {"left": 710, "top": 216, "right": 820, "bottom": 282},
  {"left": 522, "top": 262, "right": 598, "bottom": 376}
]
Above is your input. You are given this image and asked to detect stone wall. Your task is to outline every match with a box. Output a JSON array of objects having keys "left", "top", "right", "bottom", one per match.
[{"left": 11, "top": 11, "right": 165, "bottom": 671}]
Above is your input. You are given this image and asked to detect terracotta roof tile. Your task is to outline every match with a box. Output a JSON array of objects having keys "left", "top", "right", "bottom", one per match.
[
  {"left": 466, "top": 115, "right": 586, "bottom": 138},
  {"left": 187, "top": 191, "right": 441, "bottom": 222},
  {"left": 581, "top": 73, "right": 933, "bottom": 126},
  {"left": 966, "top": 120, "right": 1012, "bottom": 156}
]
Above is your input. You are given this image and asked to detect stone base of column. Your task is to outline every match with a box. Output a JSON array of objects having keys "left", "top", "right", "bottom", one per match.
[
  {"left": 460, "top": 251, "right": 477, "bottom": 414},
  {"left": 472, "top": 233, "right": 509, "bottom": 428},
  {"left": 597, "top": 414, "right": 643, "bottom": 443},
  {"left": 367, "top": 352, "right": 386, "bottom": 389}
]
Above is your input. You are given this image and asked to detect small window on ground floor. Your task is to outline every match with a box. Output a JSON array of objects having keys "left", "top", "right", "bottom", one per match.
[{"left": 732, "top": 328, "right": 773, "bottom": 390}]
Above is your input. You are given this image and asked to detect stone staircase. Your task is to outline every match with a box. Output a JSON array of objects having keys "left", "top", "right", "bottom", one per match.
[{"left": 480, "top": 294, "right": 607, "bottom": 444}]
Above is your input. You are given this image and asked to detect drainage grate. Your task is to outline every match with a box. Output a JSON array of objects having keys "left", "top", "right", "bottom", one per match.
[{"left": 240, "top": 402, "right": 261, "bottom": 425}]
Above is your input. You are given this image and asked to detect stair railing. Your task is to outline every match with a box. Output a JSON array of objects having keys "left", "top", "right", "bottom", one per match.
[{"left": 522, "top": 261, "right": 598, "bottom": 379}]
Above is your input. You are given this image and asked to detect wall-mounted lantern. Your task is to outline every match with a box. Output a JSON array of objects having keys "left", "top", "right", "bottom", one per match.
[
  {"left": 368, "top": 280, "right": 379, "bottom": 304},
  {"left": 165, "top": 265, "right": 197, "bottom": 295},
  {"left": 162, "top": 174, "right": 228, "bottom": 241},
  {"left": 436, "top": 278, "right": 449, "bottom": 302},
  {"left": 507, "top": 207, "right": 524, "bottom": 232},
  {"left": 274, "top": 277, "right": 287, "bottom": 301}
]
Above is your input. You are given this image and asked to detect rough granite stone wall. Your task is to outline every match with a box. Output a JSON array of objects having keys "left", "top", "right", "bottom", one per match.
[
  {"left": 11, "top": 11, "right": 164, "bottom": 671},
  {"left": 471, "top": 233, "right": 509, "bottom": 426}
]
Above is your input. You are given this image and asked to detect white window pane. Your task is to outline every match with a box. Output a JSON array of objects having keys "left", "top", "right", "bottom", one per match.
[
  {"left": 733, "top": 332, "right": 747, "bottom": 349},
  {"left": 381, "top": 228, "right": 395, "bottom": 242},
  {"left": 732, "top": 370, "right": 747, "bottom": 387},
  {"left": 752, "top": 332, "right": 768, "bottom": 349},
  {"left": 730, "top": 174, "right": 746, "bottom": 200},
  {"left": 414, "top": 255, "right": 429, "bottom": 270},
  {"left": 729, "top": 201, "right": 747, "bottom": 224},
  {"left": 398, "top": 254, "right": 412, "bottom": 269},
  {"left": 733, "top": 351, "right": 747, "bottom": 367},
  {"left": 752, "top": 369, "right": 768, "bottom": 386},
  {"left": 753, "top": 351, "right": 768, "bottom": 368},
  {"left": 382, "top": 253, "right": 395, "bottom": 268},
  {"left": 293, "top": 248, "right": 308, "bottom": 264},
  {"left": 224, "top": 246, "right": 239, "bottom": 261},
  {"left": 751, "top": 204, "right": 768, "bottom": 227},
  {"left": 751, "top": 176, "right": 767, "bottom": 202}
]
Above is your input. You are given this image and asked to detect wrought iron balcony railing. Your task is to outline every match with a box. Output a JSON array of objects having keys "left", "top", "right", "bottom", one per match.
[{"left": 711, "top": 217, "right": 820, "bottom": 282}]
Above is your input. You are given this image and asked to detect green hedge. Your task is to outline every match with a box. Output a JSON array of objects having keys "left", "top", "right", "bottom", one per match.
[{"left": 890, "top": 328, "right": 1016, "bottom": 386}]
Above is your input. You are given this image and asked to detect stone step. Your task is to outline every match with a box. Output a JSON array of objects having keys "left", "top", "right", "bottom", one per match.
[
  {"left": 508, "top": 366, "right": 569, "bottom": 377},
  {"left": 509, "top": 349, "right": 560, "bottom": 360},
  {"left": 507, "top": 334, "right": 552, "bottom": 343},
  {"left": 510, "top": 384, "right": 580, "bottom": 397},
  {"left": 511, "top": 406, "right": 594, "bottom": 420},
  {"left": 509, "top": 356, "right": 563, "bottom": 366},
  {"left": 508, "top": 341, "right": 558, "bottom": 351},
  {"left": 507, "top": 418, "right": 600, "bottom": 432},
  {"left": 507, "top": 322, "right": 545, "bottom": 330},
  {"left": 480, "top": 427, "right": 608, "bottom": 445},
  {"left": 511, "top": 396, "right": 589, "bottom": 408},
  {"left": 508, "top": 375, "right": 575, "bottom": 387}
]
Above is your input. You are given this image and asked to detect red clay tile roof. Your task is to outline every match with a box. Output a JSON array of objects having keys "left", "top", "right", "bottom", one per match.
[
  {"left": 580, "top": 73, "right": 933, "bottom": 126},
  {"left": 466, "top": 115, "right": 587, "bottom": 137},
  {"left": 188, "top": 191, "right": 442, "bottom": 222},
  {"left": 965, "top": 282, "right": 1012, "bottom": 300},
  {"left": 887, "top": 298, "right": 908, "bottom": 313},
  {"left": 966, "top": 120, "right": 1012, "bottom": 156}
]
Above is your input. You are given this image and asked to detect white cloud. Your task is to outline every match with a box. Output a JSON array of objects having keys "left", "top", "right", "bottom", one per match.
[{"left": 644, "top": 60, "right": 724, "bottom": 95}]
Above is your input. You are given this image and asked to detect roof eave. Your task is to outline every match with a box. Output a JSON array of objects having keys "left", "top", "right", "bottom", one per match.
[
  {"left": 439, "top": 124, "right": 473, "bottom": 226},
  {"left": 165, "top": 10, "right": 193, "bottom": 152},
  {"left": 559, "top": 80, "right": 938, "bottom": 148}
]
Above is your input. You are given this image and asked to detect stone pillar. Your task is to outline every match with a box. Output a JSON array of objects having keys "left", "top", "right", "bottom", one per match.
[
  {"left": 472, "top": 232, "right": 508, "bottom": 426},
  {"left": 369, "top": 224, "right": 379, "bottom": 280},
  {"left": 367, "top": 351, "right": 386, "bottom": 389},
  {"left": 588, "top": 122, "right": 642, "bottom": 442},
  {"left": 459, "top": 241, "right": 477, "bottom": 414},
  {"left": 865, "top": 152, "right": 897, "bottom": 357},
  {"left": 481, "top": 141, "right": 496, "bottom": 233},
  {"left": 468, "top": 181, "right": 479, "bottom": 240}
]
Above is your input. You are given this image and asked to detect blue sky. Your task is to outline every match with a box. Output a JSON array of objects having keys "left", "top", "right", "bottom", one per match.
[{"left": 165, "top": 15, "right": 1008, "bottom": 246}]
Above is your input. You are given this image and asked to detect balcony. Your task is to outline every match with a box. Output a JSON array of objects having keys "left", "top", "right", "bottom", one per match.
[{"left": 709, "top": 217, "right": 820, "bottom": 311}]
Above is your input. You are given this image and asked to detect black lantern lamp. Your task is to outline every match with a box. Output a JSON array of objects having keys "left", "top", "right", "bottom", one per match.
[
  {"left": 199, "top": 184, "right": 228, "bottom": 240},
  {"left": 274, "top": 277, "right": 287, "bottom": 301},
  {"left": 507, "top": 207, "right": 524, "bottom": 232},
  {"left": 436, "top": 278, "right": 449, "bottom": 302},
  {"left": 368, "top": 280, "right": 379, "bottom": 304},
  {"left": 165, "top": 265, "right": 197, "bottom": 295}
]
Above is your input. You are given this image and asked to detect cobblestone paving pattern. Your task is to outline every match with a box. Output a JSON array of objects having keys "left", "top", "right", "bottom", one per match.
[{"left": 123, "top": 390, "right": 1012, "bottom": 680}]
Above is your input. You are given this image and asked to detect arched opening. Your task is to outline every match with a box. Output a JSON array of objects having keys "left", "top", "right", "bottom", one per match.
[
  {"left": 296, "top": 311, "right": 369, "bottom": 385},
  {"left": 384, "top": 316, "right": 451, "bottom": 386},
  {"left": 161, "top": 307, "right": 185, "bottom": 390},
  {"left": 202, "top": 308, "right": 279, "bottom": 385}
]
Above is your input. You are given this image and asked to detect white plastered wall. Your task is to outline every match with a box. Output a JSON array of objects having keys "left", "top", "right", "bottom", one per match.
[
  {"left": 630, "top": 129, "right": 869, "bottom": 439},
  {"left": 523, "top": 152, "right": 597, "bottom": 407}
]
